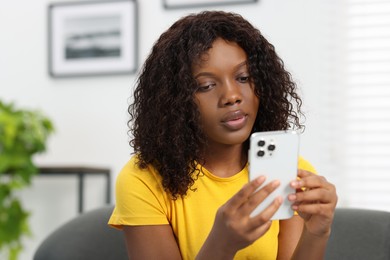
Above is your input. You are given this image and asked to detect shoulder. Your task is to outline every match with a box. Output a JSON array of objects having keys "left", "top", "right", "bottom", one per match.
[
  {"left": 117, "top": 155, "right": 160, "bottom": 181},
  {"left": 298, "top": 156, "right": 317, "bottom": 174},
  {"left": 116, "top": 155, "right": 164, "bottom": 196}
]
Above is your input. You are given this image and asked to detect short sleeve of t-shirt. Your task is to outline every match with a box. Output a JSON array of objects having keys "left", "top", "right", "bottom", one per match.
[{"left": 108, "top": 156, "right": 170, "bottom": 229}]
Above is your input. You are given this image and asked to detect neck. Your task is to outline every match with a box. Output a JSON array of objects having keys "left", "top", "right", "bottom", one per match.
[{"left": 202, "top": 143, "right": 247, "bottom": 178}]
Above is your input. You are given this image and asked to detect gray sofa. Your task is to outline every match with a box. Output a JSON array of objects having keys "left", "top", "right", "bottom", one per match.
[
  {"left": 33, "top": 206, "right": 128, "bottom": 260},
  {"left": 33, "top": 206, "right": 390, "bottom": 260},
  {"left": 325, "top": 208, "right": 390, "bottom": 259}
]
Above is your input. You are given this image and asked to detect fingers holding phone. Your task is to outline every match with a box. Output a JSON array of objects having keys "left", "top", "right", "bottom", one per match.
[
  {"left": 208, "top": 176, "right": 283, "bottom": 253},
  {"left": 289, "top": 170, "right": 338, "bottom": 236}
]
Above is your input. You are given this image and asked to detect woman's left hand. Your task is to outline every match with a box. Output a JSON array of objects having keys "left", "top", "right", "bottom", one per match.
[{"left": 288, "top": 170, "right": 338, "bottom": 237}]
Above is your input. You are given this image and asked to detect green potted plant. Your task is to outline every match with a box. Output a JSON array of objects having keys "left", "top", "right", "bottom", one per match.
[{"left": 0, "top": 100, "right": 54, "bottom": 260}]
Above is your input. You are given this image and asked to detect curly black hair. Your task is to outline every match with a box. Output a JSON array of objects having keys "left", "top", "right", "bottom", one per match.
[{"left": 128, "top": 11, "right": 303, "bottom": 198}]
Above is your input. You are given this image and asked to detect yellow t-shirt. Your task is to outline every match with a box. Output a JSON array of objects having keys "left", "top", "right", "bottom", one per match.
[{"left": 108, "top": 156, "right": 316, "bottom": 259}]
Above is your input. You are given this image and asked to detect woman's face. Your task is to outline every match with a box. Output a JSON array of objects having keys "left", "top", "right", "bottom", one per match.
[{"left": 193, "top": 38, "right": 259, "bottom": 148}]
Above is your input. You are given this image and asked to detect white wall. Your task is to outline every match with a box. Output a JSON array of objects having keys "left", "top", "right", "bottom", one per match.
[{"left": 0, "top": 0, "right": 339, "bottom": 259}]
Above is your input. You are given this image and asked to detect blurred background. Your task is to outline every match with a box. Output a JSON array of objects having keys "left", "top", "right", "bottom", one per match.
[{"left": 1, "top": 0, "right": 389, "bottom": 259}]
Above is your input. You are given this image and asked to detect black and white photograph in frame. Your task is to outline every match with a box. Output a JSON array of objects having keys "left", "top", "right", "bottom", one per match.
[
  {"left": 163, "top": 0, "right": 257, "bottom": 9},
  {"left": 48, "top": 0, "right": 137, "bottom": 77}
]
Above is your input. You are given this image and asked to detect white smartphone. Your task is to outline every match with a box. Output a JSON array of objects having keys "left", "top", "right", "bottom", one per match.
[{"left": 248, "top": 130, "right": 300, "bottom": 220}]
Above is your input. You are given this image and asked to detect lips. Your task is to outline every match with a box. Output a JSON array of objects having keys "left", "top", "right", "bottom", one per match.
[{"left": 221, "top": 110, "right": 248, "bottom": 130}]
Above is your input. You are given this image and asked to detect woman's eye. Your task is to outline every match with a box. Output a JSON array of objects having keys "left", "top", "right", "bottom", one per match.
[
  {"left": 237, "top": 76, "right": 250, "bottom": 83},
  {"left": 197, "top": 83, "right": 215, "bottom": 92}
]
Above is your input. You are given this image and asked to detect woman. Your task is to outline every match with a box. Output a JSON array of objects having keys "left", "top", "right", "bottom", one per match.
[{"left": 109, "top": 11, "right": 337, "bottom": 259}]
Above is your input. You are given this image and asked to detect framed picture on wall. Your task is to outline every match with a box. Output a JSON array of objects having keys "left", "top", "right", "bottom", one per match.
[
  {"left": 48, "top": 0, "right": 138, "bottom": 77},
  {"left": 163, "top": 0, "right": 258, "bottom": 9}
]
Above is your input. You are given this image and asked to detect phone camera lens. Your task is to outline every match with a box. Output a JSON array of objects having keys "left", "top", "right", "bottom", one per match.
[
  {"left": 257, "top": 150, "right": 265, "bottom": 157},
  {"left": 268, "top": 144, "right": 276, "bottom": 151},
  {"left": 257, "top": 140, "right": 265, "bottom": 147}
]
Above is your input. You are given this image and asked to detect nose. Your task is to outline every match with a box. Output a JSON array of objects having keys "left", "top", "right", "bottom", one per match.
[{"left": 220, "top": 80, "right": 242, "bottom": 107}]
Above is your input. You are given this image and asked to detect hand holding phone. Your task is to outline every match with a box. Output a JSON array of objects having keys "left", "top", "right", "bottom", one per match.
[{"left": 248, "top": 130, "right": 300, "bottom": 220}]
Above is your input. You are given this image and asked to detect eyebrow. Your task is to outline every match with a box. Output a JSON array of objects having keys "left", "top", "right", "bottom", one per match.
[
  {"left": 236, "top": 61, "right": 248, "bottom": 69},
  {"left": 193, "top": 60, "right": 248, "bottom": 79}
]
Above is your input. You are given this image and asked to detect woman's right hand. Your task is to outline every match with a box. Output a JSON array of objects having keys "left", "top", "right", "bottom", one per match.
[{"left": 196, "top": 176, "right": 282, "bottom": 259}]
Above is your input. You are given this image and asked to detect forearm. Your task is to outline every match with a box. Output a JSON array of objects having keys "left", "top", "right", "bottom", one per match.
[
  {"left": 196, "top": 234, "right": 236, "bottom": 260},
  {"left": 291, "top": 226, "right": 331, "bottom": 260}
]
